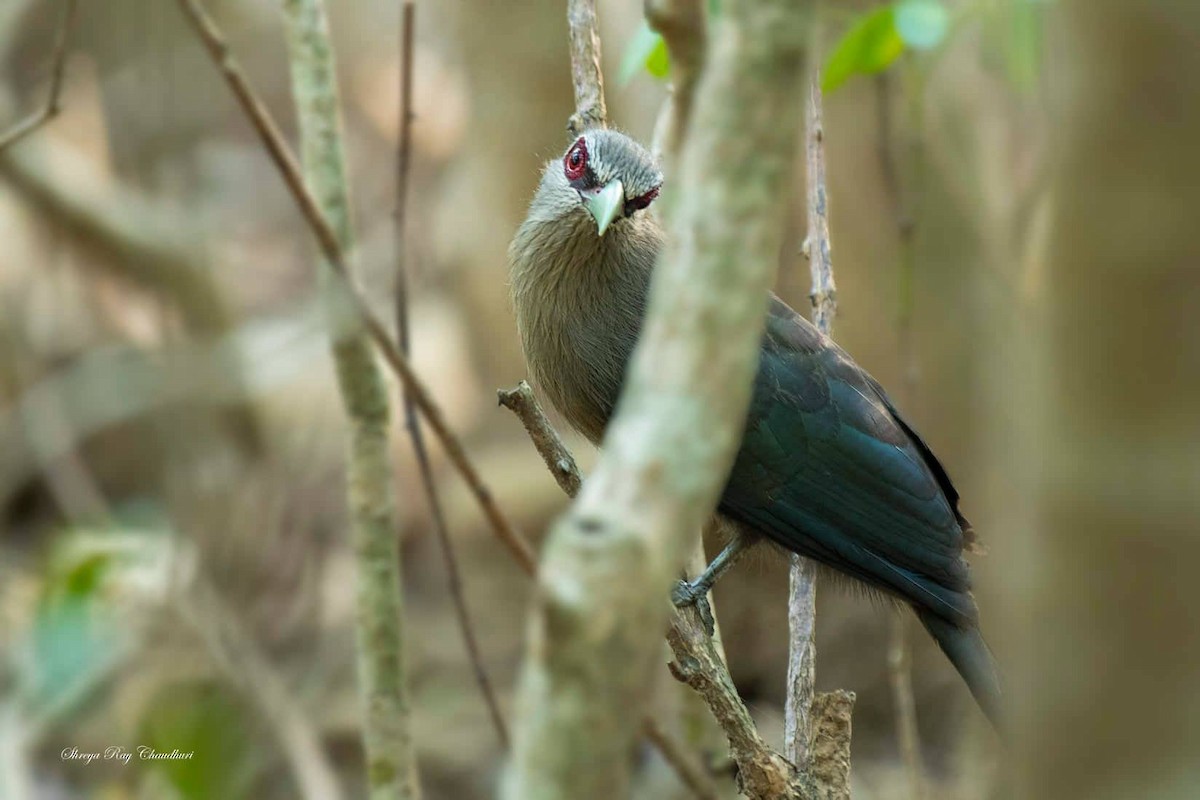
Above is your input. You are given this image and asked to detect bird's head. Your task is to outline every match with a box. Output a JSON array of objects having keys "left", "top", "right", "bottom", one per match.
[{"left": 532, "top": 130, "right": 664, "bottom": 237}]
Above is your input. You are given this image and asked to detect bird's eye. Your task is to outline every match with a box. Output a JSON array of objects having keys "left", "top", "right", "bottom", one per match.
[{"left": 563, "top": 138, "right": 588, "bottom": 182}]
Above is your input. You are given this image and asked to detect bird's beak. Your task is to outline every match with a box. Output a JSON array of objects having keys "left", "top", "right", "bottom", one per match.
[{"left": 580, "top": 180, "right": 624, "bottom": 237}]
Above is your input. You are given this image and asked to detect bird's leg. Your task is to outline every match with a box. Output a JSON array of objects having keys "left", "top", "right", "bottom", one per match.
[{"left": 671, "top": 534, "right": 753, "bottom": 636}]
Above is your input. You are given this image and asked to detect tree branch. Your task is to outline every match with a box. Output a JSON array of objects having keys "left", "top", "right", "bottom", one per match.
[
  {"left": 0, "top": 0, "right": 77, "bottom": 152},
  {"left": 786, "top": 64, "right": 835, "bottom": 769},
  {"left": 497, "top": 382, "right": 582, "bottom": 498},
  {"left": 174, "top": 0, "right": 538, "bottom": 579},
  {"left": 277, "top": 0, "right": 418, "bottom": 796},
  {"left": 565, "top": 0, "right": 608, "bottom": 134},
  {"left": 391, "top": 2, "right": 508, "bottom": 751}
]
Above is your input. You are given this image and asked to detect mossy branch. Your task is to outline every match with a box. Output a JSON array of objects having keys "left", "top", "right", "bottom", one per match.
[{"left": 278, "top": 1, "right": 419, "bottom": 797}]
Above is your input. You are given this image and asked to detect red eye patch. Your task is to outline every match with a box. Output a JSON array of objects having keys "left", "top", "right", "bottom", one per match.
[
  {"left": 625, "top": 185, "right": 660, "bottom": 214},
  {"left": 563, "top": 137, "right": 588, "bottom": 182}
]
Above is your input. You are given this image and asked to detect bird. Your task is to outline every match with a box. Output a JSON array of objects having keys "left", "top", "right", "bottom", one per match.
[{"left": 509, "top": 128, "right": 1002, "bottom": 728}]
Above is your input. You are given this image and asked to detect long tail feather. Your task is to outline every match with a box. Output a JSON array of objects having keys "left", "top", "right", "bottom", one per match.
[{"left": 917, "top": 610, "right": 1004, "bottom": 732}]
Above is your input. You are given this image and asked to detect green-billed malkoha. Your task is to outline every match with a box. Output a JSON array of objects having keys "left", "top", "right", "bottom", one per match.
[{"left": 509, "top": 129, "right": 1001, "bottom": 727}]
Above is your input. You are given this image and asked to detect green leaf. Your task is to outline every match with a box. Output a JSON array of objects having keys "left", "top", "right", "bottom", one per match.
[
  {"left": 1005, "top": 0, "right": 1045, "bottom": 92},
  {"left": 619, "top": 21, "right": 669, "bottom": 85},
  {"left": 645, "top": 36, "right": 670, "bottom": 78},
  {"left": 895, "top": 0, "right": 949, "bottom": 50},
  {"left": 823, "top": 6, "right": 905, "bottom": 92}
]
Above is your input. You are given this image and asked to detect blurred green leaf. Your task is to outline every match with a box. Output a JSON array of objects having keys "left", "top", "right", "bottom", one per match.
[
  {"left": 138, "top": 682, "right": 261, "bottom": 800},
  {"left": 645, "top": 36, "right": 670, "bottom": 78},
  {"left": 619, "top": 21, "right": 669, "bottom": 84},
  {"left": 895, "top": 0, "right": 949, "bottom": 50},
  {"left": 1005, "top": 0, "right": 1045, "bottom": 92},
  {"left": 25, "top": 544, "right": 118, "bottom": 705},
  {"left": 823, "top": 6, "right": 905, "bottom": 92}
]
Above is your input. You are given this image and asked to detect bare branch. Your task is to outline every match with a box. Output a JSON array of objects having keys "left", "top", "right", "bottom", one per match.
[
  {"left": 803, "top": 74, "right": 837, "bottom": 330},
  {"left": 497, "top": 381, "right": 582, "bottom": 498},
  {"left": 0, "top": 0, "right": 77, "bottom": 152},
  {"left": 667, "top": 606, "right": 812, "bottom": 799},
  {"left": 565, "top": 0, "right": 608, "bottom": 134},
  {"left": 175, "top": 0, "right": 538, "bottom": 578},
  {"left": 785, "top": 65, "right": 837, "bottom": 769},
  {"left": 391, "top": 2, "right": 508, "bottom": 751}
]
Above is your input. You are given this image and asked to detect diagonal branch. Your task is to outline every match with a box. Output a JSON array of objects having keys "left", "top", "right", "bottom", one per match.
[
  {"left": 500, "top": 379, "right": 857, "bottom": 800},
  {"left": 0, "top": 0, "right": 78, "bottom": 152},
  {"left": 175, "top": 0, "right": 538, "bottom": 579}
]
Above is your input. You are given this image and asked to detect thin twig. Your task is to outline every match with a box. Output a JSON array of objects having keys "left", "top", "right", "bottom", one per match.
[
  {"left": 391, "top": 2, "right": 509, "bottom": 750},
  {"left": 565, "top": 0, "right": 608, "bottom": 134},
  {"left": 785, "top": 65, "right": 835, "bottom": 768},
  {"left": 877, "top": 70, "right": 926, "bottom": 800},
  {"left": 175, "top": 0, "right": 538, "bottom": 578},
  {"left": 0, "top": 0, "right": 78, "bottom": 152}
]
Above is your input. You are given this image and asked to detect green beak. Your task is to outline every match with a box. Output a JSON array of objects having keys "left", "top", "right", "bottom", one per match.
[{"left": 581, "top": 180, "right": 624, "bottom": 237}]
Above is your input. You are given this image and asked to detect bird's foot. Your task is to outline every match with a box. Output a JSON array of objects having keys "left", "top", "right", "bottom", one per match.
[{"left": 672, "top": 579, "right": 715, "bottom": 637}]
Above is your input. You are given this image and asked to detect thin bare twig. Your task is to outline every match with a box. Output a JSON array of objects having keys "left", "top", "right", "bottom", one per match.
[
  {"left": 175, "top": 0, "right": 538, "bottom": 578},
  {"left": 877, "top": 70, "right": 926, "bottom": 800},
  {"left": 786, "top": 66, "right": 835, "bottom": 768},
  {"left": 390, "top": 2, "right": 508, "bottom": 751},
  {"left": 0, "top": 0, "right": 78, "bottom": 151},
  {"left": 565, "top": 0, "right": 608, "bottom": 134}
]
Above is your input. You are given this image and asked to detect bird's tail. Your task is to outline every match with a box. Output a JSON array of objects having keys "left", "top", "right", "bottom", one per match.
[{"left": 917, "top": 610, "right": 1004, "bottom": 732}]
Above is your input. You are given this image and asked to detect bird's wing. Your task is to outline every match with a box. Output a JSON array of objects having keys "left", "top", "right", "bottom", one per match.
[{"left": 718, "top": 296, "right": 976, "bottom": 625}]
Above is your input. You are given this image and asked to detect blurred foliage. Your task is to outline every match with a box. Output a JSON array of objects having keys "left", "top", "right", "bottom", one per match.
[
  {"left": 824, "top": 0, "right": 1048, "bottom": 92},
  {"left": 619, "top": 21, "right": 669, "bottom": 84},
  {"left": 137, "top": 682, "right": 261, "bottom": 800}
]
